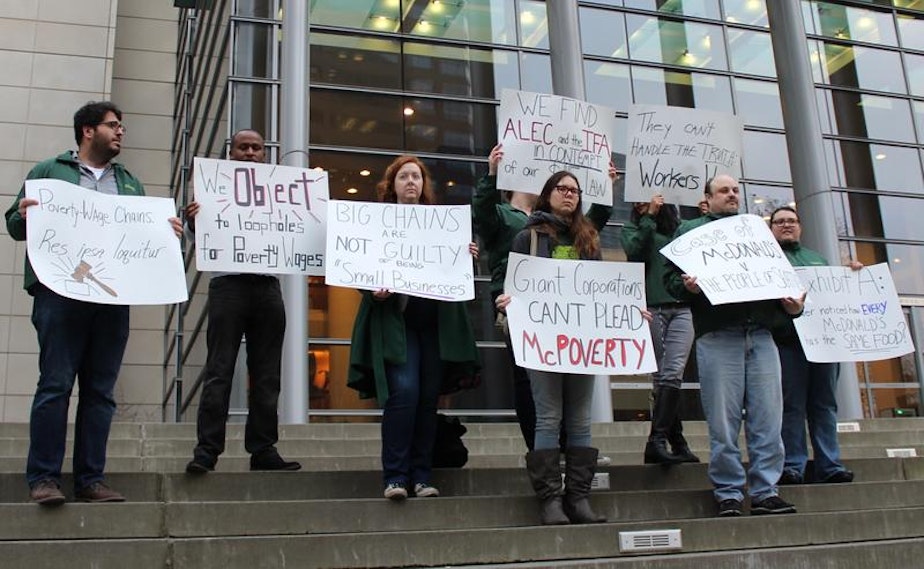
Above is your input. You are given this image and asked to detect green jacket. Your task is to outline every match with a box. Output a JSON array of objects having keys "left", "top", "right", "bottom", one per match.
[
  {"left": 5, "top": 151, "right": 145, "bottom": 292},
  {"left": 774, "top": 241, "right": 827, "bottom": 346},
  {"left": 472, "top": 174, "right": 612, "bottom": 294},
  {"left": 347, "top": 292, "right": 481, "bottom": 406},
  {"left": 620, "top": 214, "right": 684, "bottom": 306},
  {"left": 664, "top": 213, "right": 796, "bottom": 338}
]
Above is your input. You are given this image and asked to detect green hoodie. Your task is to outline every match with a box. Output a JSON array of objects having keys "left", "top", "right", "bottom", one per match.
[
  {"left": 621, "top": 214, "right": 684, "bottom": 306},
  {"left": 5, "top": 151, "right": 145, "bottom": 292},
  {"left": 664, "top": 212, "right": 797, "bottom": 338},
  {"left": 773, "top": 240, "right": 827, "bottom": 345}
]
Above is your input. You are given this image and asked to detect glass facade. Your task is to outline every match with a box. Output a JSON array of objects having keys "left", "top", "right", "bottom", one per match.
[{"left": 213, "top": 0, "right": 924, "bottom": 420}]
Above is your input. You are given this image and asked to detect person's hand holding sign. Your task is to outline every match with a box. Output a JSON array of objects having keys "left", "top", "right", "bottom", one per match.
[
  {"left": 488, "top": 144, "right": 503, "bottom": 176},
  {"left": 781, "top": 292, "right": 806, "bottom": 316},
  {"left": 681, "top": 274, "right": 701, "bottom": 294}
]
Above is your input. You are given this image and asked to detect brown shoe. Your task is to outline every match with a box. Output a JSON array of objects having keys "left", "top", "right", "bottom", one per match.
[
  {"left": 76, "top": 481, "right": 125, "bottom": 503},
  {"left": 30, "top": 479, "right": 66, "bottom": 506}
]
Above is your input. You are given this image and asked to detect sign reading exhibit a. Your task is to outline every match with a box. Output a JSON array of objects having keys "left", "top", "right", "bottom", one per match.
[
  {"left": 497, "top": 89, "right": 617, "bottom": 206},
  {"left": 24, "top": 179, "right": 187, "bottom": 305},
  {"left": 192, "top": 158, "right": 328, "bottom": 275},
  {"left": 325, "top": 201, "right": 474, "bottom": 301},
  {"left": 625, "top": 104, "right": 744, "bottom": 207},
  {"left": 503, "top": 253, "right": 656, "bottom": 375},
  {"left": 794, "top": 263, "right": 914, "bottom": 363},
  {"left": 659, "top": 214, "right": 803, "bottom": 305}
]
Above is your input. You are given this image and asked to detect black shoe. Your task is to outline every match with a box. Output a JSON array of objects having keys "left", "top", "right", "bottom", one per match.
[
  {"left": 820, "top": 470, "right": 854, "bottom": 484},
  {"left": 751, "top": 495, "right": 797, "bottom": 515},
  {"left": 29, "top": 479, "right": 66, "bottom": 506},
  {"left": 778, "top": 470, "right": 803, "bottom": 485},
  {"left": 186, "top": 458, "right": 215, "bottom": 474},
  {"left": 717, "top": 499, "right": 743, "bottom": 517},
  {"left": 644, "top": 439, "right": 681, "bottom": 465},
  {"left": 250, "top": 453, "right": 301, "bottom": 471}
]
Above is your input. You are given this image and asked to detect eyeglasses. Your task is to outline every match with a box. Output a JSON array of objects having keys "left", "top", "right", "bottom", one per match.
[
  {"left": 771, "top": 218, "right": 799, "bottom": 226},
  {"left": 554, "top": 185, "right": 582, "bottom": 196},
  {"left": 97, "top": 120, "right": 126, "bottom": 133}
]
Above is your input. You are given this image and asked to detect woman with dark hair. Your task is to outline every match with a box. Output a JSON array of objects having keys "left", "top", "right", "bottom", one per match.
[
  {"left": 495, "top": 170, "right": 611, "bottom": 525},
  {"left": 622, "top": 195, "right": 698, "bottom": 465},
  {"left": 347, "top": 155, "right": 480, "bottom": 501}
]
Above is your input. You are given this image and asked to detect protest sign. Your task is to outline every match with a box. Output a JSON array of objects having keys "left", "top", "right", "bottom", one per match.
[
  {"left": 659, "top": 214, "right": 803, "bottom": 305},
  {"left": 625, "top": 104, "right": 743, "bottom": 207},
  {"left": 193, "top": 157, "right": 328, "bottom": 275},
  {"left": 497, "top": 89, "right": 617, "bottom": 206},
  {"left": 794, "top": 263, "right": 914, "bottom": 363},
  {"left": 325, "top": 200, "right": 474, "bottom": 301},
  {"left": 503, "top": 253, "right": 656, "bottom": 375},
  {"left": 25, "top": 178, "right": 186, "bottom": 305}
]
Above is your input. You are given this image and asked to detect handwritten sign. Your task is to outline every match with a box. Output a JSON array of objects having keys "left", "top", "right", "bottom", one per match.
[
  {"left": 497, "top": 89, "right": 617, "bottom": 206},
  {"left": 625, "top": 104, "right": 743, "bottom": 207},
  {"left": 659, "top": 214, "right": 803, "bottom": 305},
  {"left": 794, "top": 264, "right": 914, "bottom": 363},
  {"left": 325, "top": 201, "right": 474, "bottom": 301},
  {"left": 24, "top": 179, "right": 186, "bottom": 305},
  {"left": 503, "top": 253, "right": 655, "bottom": 375},
  {"left": 192, "top": 158, "right": 328, "bottom": 275}
]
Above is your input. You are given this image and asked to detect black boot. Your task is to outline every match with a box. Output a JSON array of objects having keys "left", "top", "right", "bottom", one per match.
[
  {"left": 664, "top": 387, "right": 700, "bottom": 463},
  {"left": 645, "top": 388, "right": 681, "bottom": 465},
  {"left": 525, "top": 449, "right": 570, "bottom": 525},
  {"left": 563, "top": 447, "right": 606, "bottom": 524}
]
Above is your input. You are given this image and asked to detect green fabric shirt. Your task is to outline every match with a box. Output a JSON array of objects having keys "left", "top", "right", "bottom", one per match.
[
  {"left": 620, "top": 214, "right": 684, "bottom": 306},
  {"left": 774, "top": 240, "right": 828, "bottom": 346},
  {"left": 5, "top": 151, "right": 145, "bottom": 292}
]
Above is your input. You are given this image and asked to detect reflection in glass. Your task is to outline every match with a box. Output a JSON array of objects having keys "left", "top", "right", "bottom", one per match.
[
  {"left": 231, "top": 82, "right": 273, "bottom": 140},
  {"left": 879, "top": 196, "right": 924, "bottom": 241},
  {"left": 898, "top": 14, "right": 924, "bottom": 51},
  {"left": 626, "top": 15, "right": 727, "bottom": 71},
  {"left": 310, "top": 33, "right": 401, "bottom": 90},
  {"left": 820, "top": 90, "right": 916, "bottom": 143},
  {"left": 742, "top": 131, "right": 791, "bottom": 183},
  {"left": 404, "top": 43, "right": 518, "bottom": 98},
  {"left": 309, "top": 151, "right": 397, "bottom": 202},
  {"left": 233, "top": 22, "right": 275, "bottom": 79},
  {"left": 403, "top": 98, "right": 497, "bottom": 157},
  {"left": 310, "top": 89, "right": 403, "bottom": 150},
  {"left": 579, "top": 7, "right": 627, "bottom": 58},
  {"left": 915, "top": 102, "right": 924, "bottom": 145},
  {"left": 585, "top": 61, "right": 631, "bottom": 113},
  {"left": 519, "top": 0, "right": 548, "bottom": 49},
  {"left": 236, "top": 0, "right": 276, "bottom": 19},
  {"left": 742, "top": 183, "right": 793, "bottom": 219},
  {"left": 835, "top": 141, "right": 924, "bottom": 193},
  {"left": 309, "top": 0, "right": 401, "bottom": 31},
  {"left": 908, "top": 53, "right": 924, "bottom": 97},
  {"left": 724, "top": 0, "right": 768, "bottom": 27},
  {"left": 727, "top": 29, "right": 776, "bottom": 77},
  {"left": 520, "top": 52, "right": 552, "bottom": 93},
  {"left": 894, "top": 0, "right": 924, "bottom": 10},
  {"left": 734, "top": 79, "right": 782, "bottom": 128},
  {"left": 631, "top": 67, "right": 733, "bottom": 113},
  {"left": 820, "top": 43, "right": 907, "bottom": 94},
  {"left": 623, "top": 0, "right": 720, "bottom": 20},
  {"left": 405, "top": 0, "right": 517, "bottom": 45},
  {"left": 809, "top": 2, "right": 898, "bottom": 45}
]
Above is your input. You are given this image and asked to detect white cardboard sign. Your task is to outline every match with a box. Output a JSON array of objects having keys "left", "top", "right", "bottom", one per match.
[
  {"left": 193, "top": 157, "right": 328, "bottom": 275},
  {"left": 25, "top": 179, "right": 187, "bottom": 305},
  {"left": 497, "top": 89, "right": 617, "bottom": 206},
  {"left": 659, "top": 214, "right": 804, "bottom": 305},
  {"left": 503, "top": 253, "right": 656, "bottom": 375},
  {"left": 625, "top": 104, "right": 744, "bottom": 207},
  {"left": 325, "top": 200, "right": 474, "bottom": 301},
  {"left": 794, "top": 263, "right": 914, "bottom": 363}
]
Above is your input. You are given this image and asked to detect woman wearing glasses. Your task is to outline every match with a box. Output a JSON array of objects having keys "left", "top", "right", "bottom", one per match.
[{"left": 495, "top": 170, "right": 615, "bottom": 525}]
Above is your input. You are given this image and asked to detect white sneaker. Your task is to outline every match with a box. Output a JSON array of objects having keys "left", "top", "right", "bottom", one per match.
[
  {"left": 413, "top": 482, "right": 440, "bottom": 497},
  {"left": 384, "top": 482, "right": 408, "bottom": 500}
]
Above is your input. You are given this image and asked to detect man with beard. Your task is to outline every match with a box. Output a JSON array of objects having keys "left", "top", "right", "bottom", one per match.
[{"left": 6, "top": 101, "right": 182, "bottom": 505}]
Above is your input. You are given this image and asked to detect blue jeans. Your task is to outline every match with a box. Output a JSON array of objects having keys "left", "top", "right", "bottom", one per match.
[
  {"left": 529, "top": 370, "right": 594, "bottom": 450},
  {"left": 697, "top": 327, "right": 784, "bottom": 502},
  {"left": 27, "top": 285, "right": 129, "bottom": 489},
  {"left": 650, "top": 305, "right": 694, "bottom": 390},
  {"left": 381, "top": 322, "right": 442, "bottom": 486},
  {"left": 779, "top": 342, "right": 845, "bottom": 480}
]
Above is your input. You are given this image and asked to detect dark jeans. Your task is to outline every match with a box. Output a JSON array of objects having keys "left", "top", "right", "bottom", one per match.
[
  {"left": 381, "top": 321, "right": 442, "bottom": 486},
  {"left": 194, "top": 275, "right": 286, "bottom": 463},
  {"left": 27, "top": 285, "right": 129, "bottom": 489}
]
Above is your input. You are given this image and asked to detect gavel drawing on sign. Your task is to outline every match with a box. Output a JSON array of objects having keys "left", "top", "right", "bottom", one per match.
[{"left": 71, "top": 261, "right": 118, "bottom": 298}]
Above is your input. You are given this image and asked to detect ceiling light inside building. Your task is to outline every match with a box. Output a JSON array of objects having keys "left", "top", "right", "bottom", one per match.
[
  {"left": 346, "top": 187, "right": 359, "bottom": 195},
  {"left": 875, "top": 153, "right": 887, "bottom": 160},
  {"left": 404, "top": 107, "right": 415, "bottom": 116},
  {"left": 360, "top": 169, "right": 371, "bottom": 177}
]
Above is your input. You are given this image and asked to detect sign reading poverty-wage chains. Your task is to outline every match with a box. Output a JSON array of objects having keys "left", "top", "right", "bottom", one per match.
[
  {"left": 625, "top": 104, "right": 744, "bottom": 207},
  {"left": 325, "top": 201, "right": 475, "bottom": 301},
  {"left": 497, "top": 89, "right": 617, "bottom": 206},
  {"left": 793, "top": 263, "right": 914, "bottom": 363},
  {"left": 659, "top": 214, "right": 804, "bottom": 305},
  {"left": 192, "top": 157, "right": 329, "bottom": 275},
  {"left": 25, "top": 179, "right": 187, "bottom": 305},
  {"left": 503, "top": 253, "right": 656, "bottom": 375}
]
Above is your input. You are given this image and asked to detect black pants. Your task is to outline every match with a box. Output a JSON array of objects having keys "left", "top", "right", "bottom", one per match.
[{"left": 194, "top": 275, "right": 286, "bottom": 462}]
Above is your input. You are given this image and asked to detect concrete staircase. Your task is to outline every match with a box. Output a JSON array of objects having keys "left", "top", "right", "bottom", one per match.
[{"left": 2, "top": 419, "right": 924, "bottom": 568}]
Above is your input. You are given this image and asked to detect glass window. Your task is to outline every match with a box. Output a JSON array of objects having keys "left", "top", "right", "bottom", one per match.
[
  {"left": 724, "top": 0, "right": 769, "bottom": 27},
  {"left": 406, "top": 0, "right": 518, "bottom": 45},
  {"left": 309, "top": 0, "right": 401, "bottom": 31},
  {"left": 631, "top": 66, "right": 733, "bottom": 112},
  {"left": 519, "top": 0, "right": 548, "bottom": 49},
  {"left": 809, "top": 2, "right": 898, "bottom": 46},
  {"left": 520, "top": 52, "right": 552, "bottom": 93},
  {"left": 623, "top": 0, "right": 721, "bottom": 20},
  {"left": 579, "top": 7, "right": 627, "bottom": 59},
  {"left": 818, "top": 90, "right": 916, "bottom": 143},
  {"left": 404, "top": 43, "right": 519, "bottom": 98},
  {"left": 820, "top": 43, "right": 907, "bottom": 94},
  {"left": 231, "top": 81, "right": 274, "bottom": 139},
  {"left": 894, "top": 0, "right": 924, "bottom": 10},
  {"left": 233, "top": 22, "right": 276, "bottom": 79},
  {"left": 734, "top": 78, "right": 783, "bottom": 128},
  {"left": 880, "top": 196, "right": 924, "bottom": 241},
  {"left": 742, "top": 131, "right": 791, "bottom": 183},
  {"left": 403, "top": 98, "right": 497, "bottom": 157},
  {"left": 807, "top": 40, "right": 825, "bottom": 84},
  {"left": 310, "top": 33, "right": 401, "bottom": 90},
  {"left": 585, "top": 60, "right": 631, "bottom": 113},
  {"left": 310, "top": 89, "right": 404, "bottom": 150},
  {"left": 742, "top": 183, "right": 794, "bottom": 219},
  {"left": 915, "top": 101, "right": 924, "bottom": 144},
  {"left": 897, "top": 14, "right": 924, "bottom": 50},
  {"left": 887, "top": 244, "right": 924, "bottom": 296},
  {"left": 908, "top": 53, "right": 924, "bottom": 97},
  {"left": 727, "top": 29, "right": 776, "bottom": 77},
  {"left": 235, "top": 0, "right": 277, "bottom": 19},
  {"left": 625, "top": 15, "right": 727, "bottom": 71},
  {"left": 834, "top": 141, "right": 924, "bottom": 192}
]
